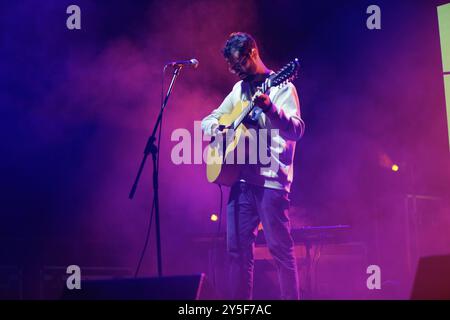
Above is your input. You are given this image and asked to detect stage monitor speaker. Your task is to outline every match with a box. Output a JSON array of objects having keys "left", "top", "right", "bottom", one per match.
[
  {"left": 411, "top": 255, "right": 450, "bottom": 300},
  {"left": 62, "top": 273, "right": 208, "bottom": 300}
]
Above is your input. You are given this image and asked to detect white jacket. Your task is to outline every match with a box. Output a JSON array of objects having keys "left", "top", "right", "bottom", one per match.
[{"left": 201, "top": 79, "right": 305, "bottom": 192}]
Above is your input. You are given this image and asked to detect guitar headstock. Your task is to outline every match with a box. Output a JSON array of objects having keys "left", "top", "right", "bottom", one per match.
[{"left": 268, "top": 58, "right": 300, "bottom": 89}]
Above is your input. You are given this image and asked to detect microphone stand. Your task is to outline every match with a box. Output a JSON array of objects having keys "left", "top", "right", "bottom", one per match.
[{"left": 129, "top": 65, "right": 182, "bottom": 277}]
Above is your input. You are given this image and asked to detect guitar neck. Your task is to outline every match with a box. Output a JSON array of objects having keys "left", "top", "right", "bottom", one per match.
[
  {"left": 231, "top": 80, "right": 271, "bottom": 130},
  {"left": 231, "top": 101, "right": 254, "bottom": 130}
]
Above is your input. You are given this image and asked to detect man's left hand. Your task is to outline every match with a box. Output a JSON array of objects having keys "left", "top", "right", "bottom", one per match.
[{"left": 253, "top": 93, "right": 272, "bottom": 112}]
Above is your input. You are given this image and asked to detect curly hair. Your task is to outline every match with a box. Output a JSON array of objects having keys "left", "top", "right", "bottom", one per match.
[{"left": 222, "top": 32, "right": 257, "bottom": 59}]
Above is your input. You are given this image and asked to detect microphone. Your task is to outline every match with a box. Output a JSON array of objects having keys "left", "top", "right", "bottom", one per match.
[{"left": 165, "top": 58, "right": 199, "bottom": 68}]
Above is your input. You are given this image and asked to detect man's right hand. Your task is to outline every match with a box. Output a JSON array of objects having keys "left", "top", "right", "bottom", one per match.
[{"left": 213, "top": 124, "right": 230, "bottom": 137}]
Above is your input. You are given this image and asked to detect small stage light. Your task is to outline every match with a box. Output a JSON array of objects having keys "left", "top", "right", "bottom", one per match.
[{"left": 210, "top": 214, "right": 218, "bottom": 222}]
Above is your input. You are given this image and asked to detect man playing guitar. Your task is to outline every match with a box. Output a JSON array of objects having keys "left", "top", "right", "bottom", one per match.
[{"left": 201, "top": 32, "right": 305, "bottom": 300}]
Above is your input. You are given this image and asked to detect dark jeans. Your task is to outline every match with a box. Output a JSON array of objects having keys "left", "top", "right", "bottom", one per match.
[{"left": 226, "top": 181, "right": 300, "bottom": 300}]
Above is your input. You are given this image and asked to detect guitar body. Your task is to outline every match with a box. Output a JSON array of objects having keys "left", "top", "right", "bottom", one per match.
[{"left": 206, "top": 100, "right": 251, "bottom": 186}]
